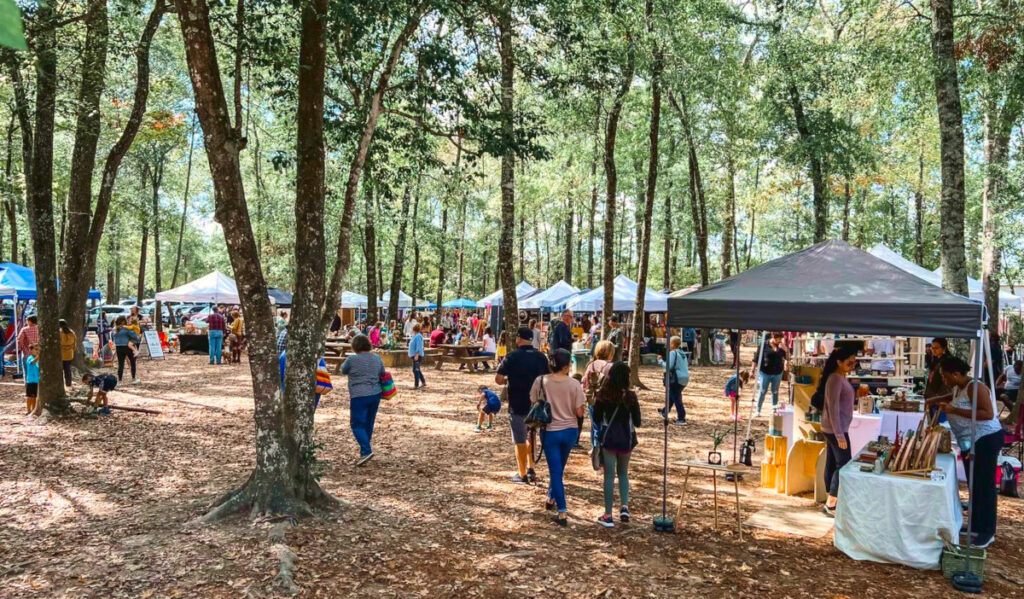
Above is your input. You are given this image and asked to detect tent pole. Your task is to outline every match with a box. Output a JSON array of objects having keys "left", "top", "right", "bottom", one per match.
[
  {"left": 733, "top": 330, "right": 740, "bottom": 463},
  {"left": 965, "top": 318, "right": 983, "bottom": 546},
  {"left": 13, "top": 293, "right": 20, "bottom": 375}
]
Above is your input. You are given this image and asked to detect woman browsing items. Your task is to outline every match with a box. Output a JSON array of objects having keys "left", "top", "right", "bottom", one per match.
[
  {"left": 818, "top": 346, "right": 860, "bottom": 517},
  {"left": 593, "top": 361, "right": 641, "bottom": 527}
]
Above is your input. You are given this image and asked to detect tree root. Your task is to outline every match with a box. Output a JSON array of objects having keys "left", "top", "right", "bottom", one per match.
[{"left": 195, "top": 473, "right": 334, "bottom": 525}]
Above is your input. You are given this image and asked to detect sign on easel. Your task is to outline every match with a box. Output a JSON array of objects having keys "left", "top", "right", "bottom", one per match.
[{"left": 138, "top": 330, "right": 164, "bottom": 359}]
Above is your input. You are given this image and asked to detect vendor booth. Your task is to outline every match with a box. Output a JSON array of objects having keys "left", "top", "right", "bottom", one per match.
[
  {"left": 565, "top": 274, "right": 668, "bottom": 312},
  {"left": 155, "top": 271, "right": 242, "bottom": 304},
  {"left": 380, "top": 290, "right": 413, "bottom": 308},
  {"left": 519, "top": 280, "right": 580, "bottom": 311},
  {"left": 668, "top": 239, "right": 988, "bottom": 571},
  {"left": 477, "top": 280, "right": 536, "bottom": 308}
]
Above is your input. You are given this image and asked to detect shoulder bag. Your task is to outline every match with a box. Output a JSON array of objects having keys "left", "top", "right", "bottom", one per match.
[
  {"left": 524, "top": 375, "right": 552, "bottom": 429},
  {"left": 591, "top": 402, "right": 621, "bottom": 472}
]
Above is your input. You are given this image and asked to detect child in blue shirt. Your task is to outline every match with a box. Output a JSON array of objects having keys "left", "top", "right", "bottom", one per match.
[
  {"left": 476, "top": 386, "right": 501, "bottom": 432},
  {"left": 408, "top": 323, "right": 426, "bottom": 389},
  {"left": 725, "top": 371, "right": 750, "bottom": 421},
  {"left": 24, "top": 344, "right": 39, "bottom": 413}
]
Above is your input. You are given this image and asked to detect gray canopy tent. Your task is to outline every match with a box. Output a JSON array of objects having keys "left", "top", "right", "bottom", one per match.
[{"left": 666, "top": 239, "right": 991, "bottom": 549}]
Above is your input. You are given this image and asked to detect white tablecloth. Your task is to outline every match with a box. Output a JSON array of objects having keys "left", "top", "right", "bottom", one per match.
[{"left": 834, "top": 452, "right": 962, "bottom": 569}]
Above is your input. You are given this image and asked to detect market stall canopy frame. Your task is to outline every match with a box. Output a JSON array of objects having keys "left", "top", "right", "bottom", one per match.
[
  {"left": 565, "top": 274, "right": 668, "bottom": 313},
  {"left": 477, "top": 280, "right": 537, "bottom": 307},
  {"left": 519, "top": 280, "right": 581, "bottom": 310},
  {"left": 154, "top": 271, "right": 241, "bottom": 304},
  {"left": 667, "top": 239, "right": 983, "bottom": 338}
]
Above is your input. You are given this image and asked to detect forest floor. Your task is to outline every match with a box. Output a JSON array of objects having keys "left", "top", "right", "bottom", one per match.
[{"left": 0, "top": 347, "right": 1022, "bottom": 598}]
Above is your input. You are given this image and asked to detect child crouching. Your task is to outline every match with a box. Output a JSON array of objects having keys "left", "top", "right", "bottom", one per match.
[
  {"left": 476, "top": 386, "right": 501, "bottom": 432},
  {"left": 82, "top": 372, "right": 118, "bottom": 415}
]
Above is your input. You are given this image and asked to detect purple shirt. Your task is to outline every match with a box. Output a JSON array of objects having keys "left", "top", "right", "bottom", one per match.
[
  {"left": 822, "top": 373, "right": 854, "bottom": 435},
  {"left": 207, "top": 312, "right": 227, "bottom": 332}
]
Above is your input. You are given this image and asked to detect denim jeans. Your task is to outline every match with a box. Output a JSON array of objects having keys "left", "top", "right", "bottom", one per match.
[
  {"left": 208, "top": 330, "right": 224, "bottom": 364},
  {"left": 350, "top": 393, "right": 382, "bottom": 456},
  {"left": 411, "top": 356, "right": 425, "bottom": 387},
  {"left": 663, "top": 382, "right": 686, "bottom": 421},
  {"left": 757, "top": 372, "right": 783, "bottom": 412},
  {"left": 542, "top": 427, "right": 577, "bottom": 512},
  {"left": 823, "top": 432, "right": 851, "bottom": 497},
  {"left": 474, "top": 350, "right": 494, "bottom": 370}
]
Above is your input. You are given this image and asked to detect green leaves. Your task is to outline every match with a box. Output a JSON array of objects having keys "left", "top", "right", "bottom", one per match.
[{"left": 0, "top": 0, "right": 26, "bottom": 51}]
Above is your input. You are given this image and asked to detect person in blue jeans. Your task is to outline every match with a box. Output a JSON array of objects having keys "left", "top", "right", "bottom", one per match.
[
  {"left": 660, "top": 336, "right": 690, "bottom": 425},
  {"left": 206, "top": 307, "right": 227, "bottom": 365},
  {"left": 341, "top": 334, "right": 386, "bottom": 466},
  {"left": 531, "top": 349, "right": 586, "bottom": 527},
  {"left": 754, "top": 332, "right": 788, "bottom": 415},
  {"left": 408, "top": 323, "right": 426, "bottom": 389}
]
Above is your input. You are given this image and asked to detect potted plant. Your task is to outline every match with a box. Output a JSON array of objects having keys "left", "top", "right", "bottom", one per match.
[{"left": 708, "top": 428, "right": 726, "bottom": 465}]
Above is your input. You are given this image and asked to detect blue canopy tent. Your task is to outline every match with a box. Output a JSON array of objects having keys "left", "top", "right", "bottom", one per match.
[
  {"left": 442, "top": 297, "right": 478, "bottom": 309},
  {"left": 0, "top": 262, "right": 102, "bottom": 300}
]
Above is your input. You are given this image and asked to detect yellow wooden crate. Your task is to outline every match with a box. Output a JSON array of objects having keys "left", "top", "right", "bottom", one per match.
[{"left": 761, "top": 463, "right": 776, "bottom": 489}]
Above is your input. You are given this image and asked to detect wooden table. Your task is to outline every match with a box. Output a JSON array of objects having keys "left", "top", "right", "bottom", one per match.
[
  {"left": 675, "top": 461, "right": 749, "bottom": 539},
  {"left": 324, "top": 341, "right": 351, "bottom": 356},
  {"left": 433, "top": 343, "right": 483, "bottom": 370}
]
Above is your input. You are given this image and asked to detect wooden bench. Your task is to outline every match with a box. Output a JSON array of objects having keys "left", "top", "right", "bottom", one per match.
[
  {"left": 433, "top": 355, "right": 494, "bottom": 370},
  {"left": 323, "top": 355, "right": 346, "bottom": 374}
]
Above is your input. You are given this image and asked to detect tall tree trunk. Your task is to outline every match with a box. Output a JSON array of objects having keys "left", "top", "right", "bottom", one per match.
[
  {"left": 722, "top": 146, "right": 735, "bottom": 278},
  {"left": 518, "top": 215, "right": 525, "bottom": 282},
  {"left": 281, "top": 0, "right": 334, "bottom": 513},
  {"left": 662, "top": 175, "right": 672, "bottom": 290},
  {"left": 436, "top": 201, "right": 448, "bottom": 308},
  {"left": 672, "top": 91, "right": 709, "bottom": 286},
  {"left": 411, "top": 183, "right": 420, "bottom": 304},
  {"left": 563, "top": 195, "right": 573, "bottom": 282},
  {"left": 137, "top": 223, "right": 148, "bottom": 304},
  {"left": 980, "top": 105, "right": 1013, "bottom": 319},
  {"left": 588, "top": 100, "right": 600, "bottom": 289},
  {"left": 171, "top": 115, "right": 197, "bottom": 289},
  {"left": 929, "top": 0, "right": 969, "bottom": 297},
  {"left": 914, "top": 143, "right": 925, "bottom": 264},
  {"left": 602, "top": 50, "right": 634, "bottom": 336},
  {"left": 457, "top": 198, "right": 466, "bottom": 298},
  {"left": 842, "top": 178, "right": 852, "bottom": 242},
  {"left": 2, "top": 118, "right": 14, "bottom": 263},
  {"left": 24, "top": 1, "right": 65, "bottom": 413},
  {"left": 388, "top": 185, "right": 412, "bottom": 319},
  {"left": 496, "top": 0, "right": 519, "bottom": 343},
  {"left": 151, "top": 158, "right": 164, "bottom": 292},
  {"left": 364, "top": 178, "right": 378, "bottom": 319},
  {"left": 787, "top": 81, "right": 827, "bottom": 241},
  {"left": 629, "top": 17, "right": 659, "bottom": 388},
  {"left": 176, "top": 0, "right": 298, "bottom": 519},
  {"left": 58, "top": 1, "right": 165, "bottom": 371},
  {"left": 4, "top": 49, "right": 33, "bottom": 267}
]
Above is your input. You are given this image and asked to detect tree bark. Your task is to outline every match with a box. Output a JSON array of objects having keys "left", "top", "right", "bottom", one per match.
[
  {"left": 436, "top": 200, "right": 448, "bottom": 308},
  {"left": 2, "top": 118, "right": 15, "bottom": 264},
  {"left": 411, "top": 182, "right": 421, "bottom": 304},
  {"left": 137, "top": 222, "right": 148, "bottom": 304},
  {"left": 601, "top": 47, "right": 634, "bottom": 337},
  {"left": 671, "top": 91, "right": 709, "bottom": 286},
  {"left": 722, "top": 146, "right": 736, "bottom": 278},
  {"left": 980, "top": 104, "right": 1013, "bottom": 319},
  {"left": 563, "top": 194, "right": 573, "bottom": 282},
  {"left": 171, "top": 115, "right": 198, "bottom": 289},
  {"left": 176, "top": 0, "right": 302, "bottom": 519},
  {"left": 929, "top": 0, "right": 969, "bottom": 297},
  {"left": 496, "top": 0, "right": 519, "bottom": 344},
  {"left": 914, "top": 143, "right": 925, "bottom": 265},
  {"left": 58, "top": 0, "right": 165, "bottom": 370},
  {"left": 842, "top": 178, "right": 852, "bottom": 242},
  {"left": 787, "top": 81, "right": 827, "bottom": 242},
  {"left": 388, "top": 185, "right": 412, "bottom": 320},
  {"left": 24, "top": 2, "right": 66, "bottom": 413},
  {"left": 457, "top": 197, "right": 467, "bottom": 298},
  {"left": 629, "top": 16, "right": 659, "bottom": 388},
  {"left": 151, "top": 157, "right": 164, "bottom": 292},
  {"left": 364, "top": 178, "right": 378, "bottom": 319},
  {"left": 588, "top": 100, "right": 600, "bottom": 289}
]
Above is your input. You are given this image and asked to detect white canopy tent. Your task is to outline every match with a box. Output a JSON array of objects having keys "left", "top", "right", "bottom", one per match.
[
  {"left": 565, "top": 274, "right": 669, "bottom": 312},
  {"left": 379, "top": 290, "right": 412, "bottom": 307},
  {"left": 154, "top": 271, "right": 240, "bottom": 304},
  {"left": 340, "top": 291, "right": 369, "bottom": 309},
  {"left": 867, "top": 244, "right": 1021, "bottom": 310},
  {"left": 477, "top": 280, "right": 537, "bottom": 307},
  {"left": 519, "top": 280, "right": 580, "bottom": 310}
]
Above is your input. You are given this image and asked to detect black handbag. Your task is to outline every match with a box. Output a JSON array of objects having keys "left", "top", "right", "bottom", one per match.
[{"left": 524, "top": 376, "right": 552, "bottom": 429}]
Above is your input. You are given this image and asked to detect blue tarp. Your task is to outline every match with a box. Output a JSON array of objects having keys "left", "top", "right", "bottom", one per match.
[
  {"left": 442, "top": 297, "right": 478, "bottom": 309},
  {"left": 0, "top": 262, "right": 102, "bottom": 300}
]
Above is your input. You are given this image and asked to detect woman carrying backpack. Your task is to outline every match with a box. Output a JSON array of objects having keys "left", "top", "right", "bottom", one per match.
[
  {"left": 661, "top": 336, "right": 690, "bottom": 425},
  {"left": 593, "top": 361, "right": 641, "bottom": 527}
]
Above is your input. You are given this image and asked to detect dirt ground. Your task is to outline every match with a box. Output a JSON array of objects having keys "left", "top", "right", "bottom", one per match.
[{"left": 1, "top": 347, "right": 1022, "bottom": 598}]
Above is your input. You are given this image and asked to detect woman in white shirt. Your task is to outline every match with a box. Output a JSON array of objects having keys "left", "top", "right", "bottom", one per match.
[{"left": 474, "top": 326, "right": 497, "bottom": 371}]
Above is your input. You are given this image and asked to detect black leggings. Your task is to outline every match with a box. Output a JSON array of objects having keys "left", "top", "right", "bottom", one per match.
[
  {"left": 963, "top": 431, "right": 1003, "bottom": 541},
  {"left": 823, "top": 432, "right": 852, "bottom": 498},
  {"left": 116, "top": 346, "right": 136, "bottom": 381},
  {"left": 62, "top": 360, "right": 72, "bottom": 387}
]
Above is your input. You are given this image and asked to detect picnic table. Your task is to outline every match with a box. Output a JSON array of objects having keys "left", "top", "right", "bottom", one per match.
[
  {"left": 433, "top": 343, "right": 487, "bottom": 370},
  {"left": 324, "top": 341, "right": 351, "bottom": 356}
]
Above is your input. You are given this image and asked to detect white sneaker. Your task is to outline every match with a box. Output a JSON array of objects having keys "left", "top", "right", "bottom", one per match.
[{"left": 131, "top": 378, "right": 141, "bottom": 385}]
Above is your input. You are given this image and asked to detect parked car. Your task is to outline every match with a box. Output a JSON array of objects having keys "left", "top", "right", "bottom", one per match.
[
  {"left": 118, "top": 297, "right": 138, "bottom": 306},
  {"left": 87, "top": 305, "right": 134, "bottom": 331}
]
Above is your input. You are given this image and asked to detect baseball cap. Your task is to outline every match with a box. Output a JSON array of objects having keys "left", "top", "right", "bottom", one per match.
[{"left": 517, "top": 327, "right": 533, "bottom": 341}]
